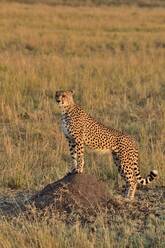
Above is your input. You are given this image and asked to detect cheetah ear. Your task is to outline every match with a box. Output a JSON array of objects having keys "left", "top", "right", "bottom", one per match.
[{"left": 70, "top": 90, "right": 75, "bottom": 95}]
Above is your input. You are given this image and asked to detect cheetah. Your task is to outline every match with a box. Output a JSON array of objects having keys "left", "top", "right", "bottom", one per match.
[{"left": 55, "top": 90, "right": 158, "bottom": 200}]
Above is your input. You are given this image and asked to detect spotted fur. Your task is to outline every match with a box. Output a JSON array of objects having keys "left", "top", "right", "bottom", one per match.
[{"left": 55, "top": 90, "right": 158, "bottom": 199}]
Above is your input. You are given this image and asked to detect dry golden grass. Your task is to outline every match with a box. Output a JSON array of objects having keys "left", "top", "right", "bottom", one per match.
[{"left": 0, "top": 2, "right": 164, "bottom": 247}]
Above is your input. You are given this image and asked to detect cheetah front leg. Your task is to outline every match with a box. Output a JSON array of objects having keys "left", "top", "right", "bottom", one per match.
[
  {"left": 76, "top": 139, "right": 84, "bottom": 173},
  {"left": 68, "top": 139, "right": 77, "bottom": 172},
  {"left": 68, "top": 139, "right": 84, "bottom": 174}
]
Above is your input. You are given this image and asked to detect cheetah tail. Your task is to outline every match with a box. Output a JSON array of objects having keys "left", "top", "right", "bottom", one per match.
[{"left": 136, "top": 170, "right": 158, "bottom": 185}]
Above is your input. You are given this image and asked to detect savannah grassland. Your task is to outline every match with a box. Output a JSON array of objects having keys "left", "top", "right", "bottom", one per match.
[{"left": 0, "top": 1, "right": 165, "bottom": 247}]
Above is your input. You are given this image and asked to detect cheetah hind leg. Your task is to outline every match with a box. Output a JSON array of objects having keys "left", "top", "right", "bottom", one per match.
[
  {"left": 124, "top": 178, "right": 137, "bottom": 200},
  {"left": 112, "top": 152, "right": 138, "bottom": 200}
]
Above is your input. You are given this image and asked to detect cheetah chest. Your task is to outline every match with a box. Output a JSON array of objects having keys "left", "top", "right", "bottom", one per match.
[{"left": 61, "top": 118, "right": 72, "bottom": 139}]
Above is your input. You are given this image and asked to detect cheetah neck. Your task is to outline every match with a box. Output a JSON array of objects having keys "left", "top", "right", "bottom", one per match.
[{"left": 60, "top": 104, "right": 77, "bottom": 115}]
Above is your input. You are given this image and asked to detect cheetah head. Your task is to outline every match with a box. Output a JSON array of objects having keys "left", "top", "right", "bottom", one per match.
[{"left": 55, "top": 90, "right": 75, "bottom": 107}]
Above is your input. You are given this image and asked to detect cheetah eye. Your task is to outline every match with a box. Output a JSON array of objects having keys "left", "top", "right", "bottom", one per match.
[{"left": 62, "top": 94, "right": 66, "bottom": 98}]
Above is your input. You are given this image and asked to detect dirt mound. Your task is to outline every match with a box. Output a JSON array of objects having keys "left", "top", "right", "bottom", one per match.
[{"left": 30, "top": 173, "right": 110, "bottom": 219}]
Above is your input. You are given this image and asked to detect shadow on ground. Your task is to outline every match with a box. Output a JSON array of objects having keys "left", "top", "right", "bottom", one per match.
[{"left": 0, "top": 190, "right": 31, "bottom": 216}]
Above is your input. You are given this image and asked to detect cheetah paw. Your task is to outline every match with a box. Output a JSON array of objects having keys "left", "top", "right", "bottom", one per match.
[{"left": 66, "top": 168, "right": 83, "bottom": 176}]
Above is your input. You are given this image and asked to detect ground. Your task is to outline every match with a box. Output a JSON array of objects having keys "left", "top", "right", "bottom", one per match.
[
  {"left": 0, "top": 1, "right": 165, "bottom": 247},
  {"left": 0, "top": 174, "right": 164, "bottom": 243}
]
